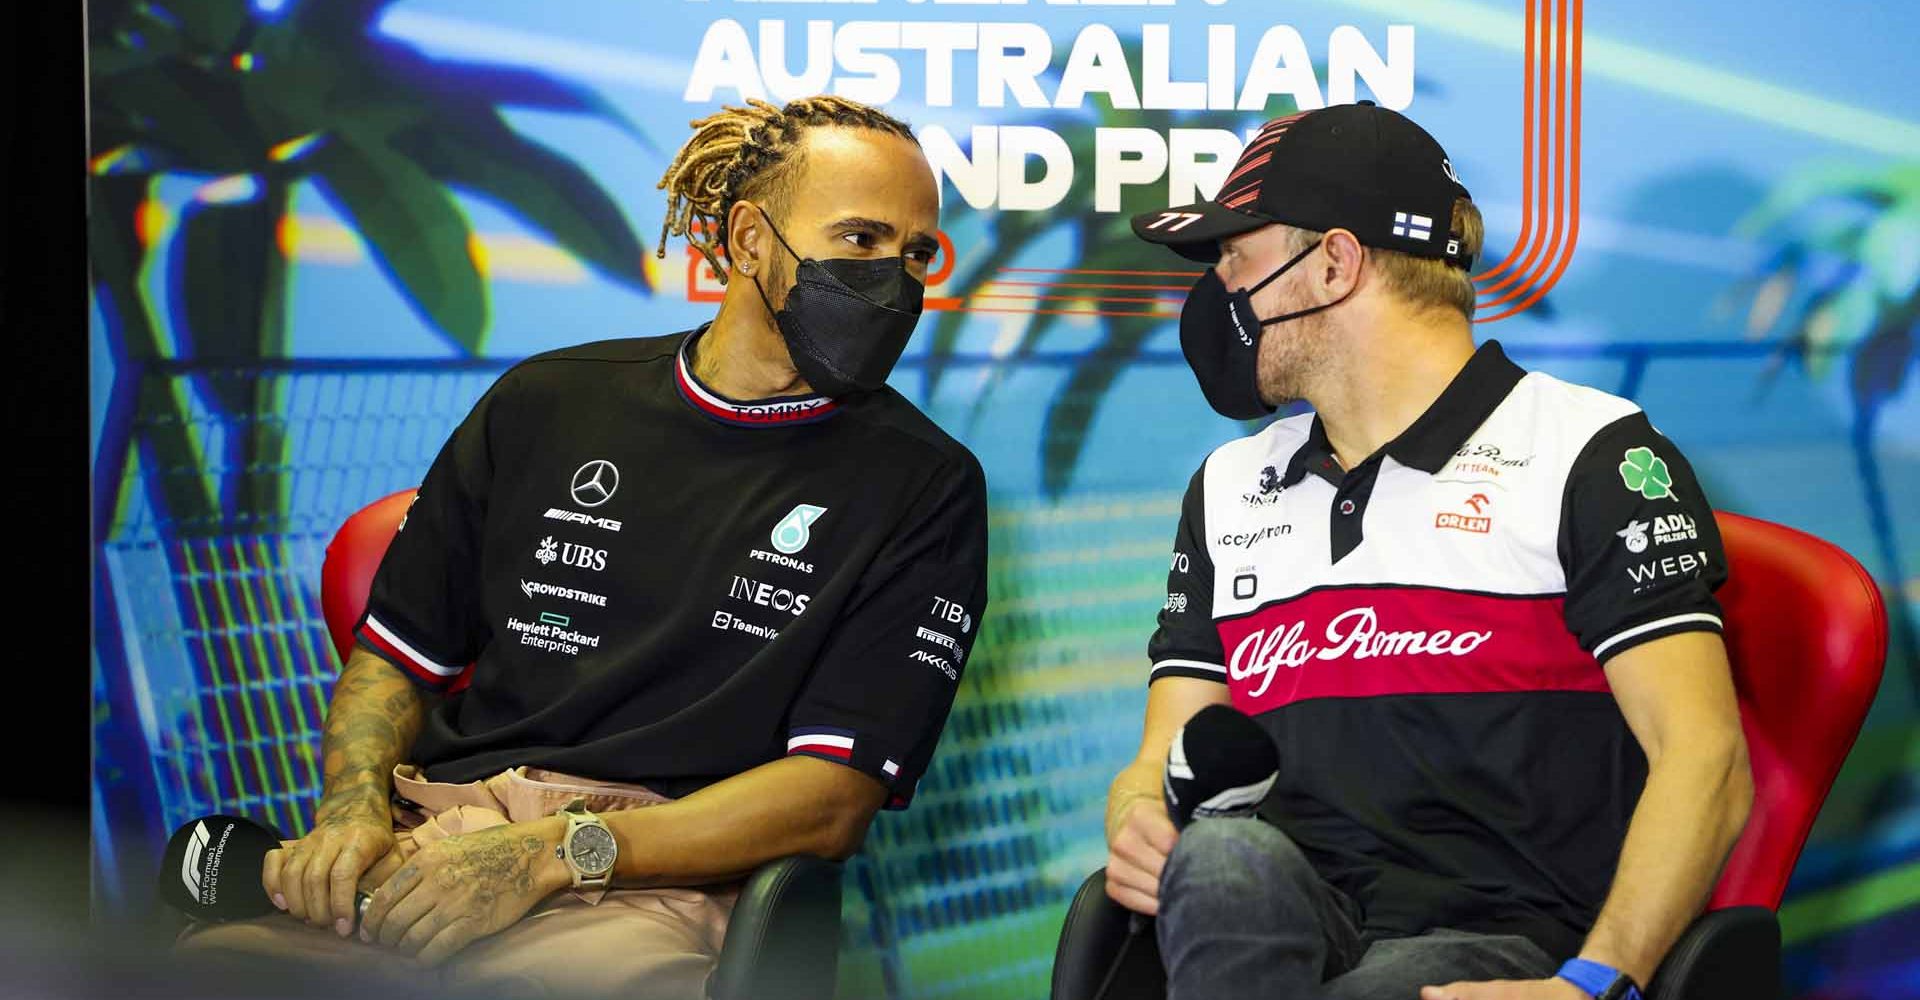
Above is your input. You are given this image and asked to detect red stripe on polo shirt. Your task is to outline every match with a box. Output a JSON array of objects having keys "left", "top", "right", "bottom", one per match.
[{"left": 1215, "top": 586, "right": 1605, "bottom": 715}]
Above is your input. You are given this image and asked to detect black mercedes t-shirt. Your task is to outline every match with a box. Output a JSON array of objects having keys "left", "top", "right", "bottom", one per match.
[{"left": 354, "top": 326, "right": 988, "bottom": 807}]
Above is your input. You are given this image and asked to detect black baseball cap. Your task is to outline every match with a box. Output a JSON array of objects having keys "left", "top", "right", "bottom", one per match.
[{"left": 1131, "top": 102, "right": 1474, "bottom": 268}]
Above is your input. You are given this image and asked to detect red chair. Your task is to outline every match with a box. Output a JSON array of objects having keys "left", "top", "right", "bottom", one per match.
[
  {"left": 1050, "top": 511, "right": 1889, "bottom": 1000},
  {"left": 320, "top": 490, "right": 846, "bottom": 1000}
]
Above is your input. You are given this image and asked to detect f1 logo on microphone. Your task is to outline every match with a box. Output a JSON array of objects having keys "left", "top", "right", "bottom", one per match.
[{"left": 180, "top": 820, "right": 211, "bottom": 900}]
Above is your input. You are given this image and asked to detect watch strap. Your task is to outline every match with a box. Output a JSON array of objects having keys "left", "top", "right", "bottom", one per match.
[
  {"left": 1556, "top": 958, "right": 1642, "bottom": 1000},
  {"left": 558, "top": 798, "right": 614, "bottom": 890}
]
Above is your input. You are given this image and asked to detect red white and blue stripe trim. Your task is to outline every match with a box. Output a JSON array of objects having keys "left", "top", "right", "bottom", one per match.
[
  {"left": 786, "top": 726, "right": 857, "bottom": 762},
  {"left": 675, "top": 335, "right": 840, "bottom": 428},
  {"left": 358, "top": 612, "right": 469, "bottom": 690}
]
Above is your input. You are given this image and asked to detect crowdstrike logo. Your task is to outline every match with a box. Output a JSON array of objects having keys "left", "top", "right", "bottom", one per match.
[
  {"left": 570, "top": 460, "right": 620, "bottom": 508},
  {"left": 1228, "top": 607, "right": 1494, "bottom": 698},
  {"left": 520, "top": 579, "right": 608, "bottom": 607}
]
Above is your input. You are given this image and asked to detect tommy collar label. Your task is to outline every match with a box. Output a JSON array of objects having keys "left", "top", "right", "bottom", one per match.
[{"left": 674, "top": 331, "right": 840, "bottom": 428}]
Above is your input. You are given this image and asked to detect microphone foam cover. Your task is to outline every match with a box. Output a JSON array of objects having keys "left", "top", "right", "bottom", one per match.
[
  {"left": 158, "top": 814, "right": 285, "bottom": 921},
  {"left": 1164, "top": 704, "right": 1279, "bottom": 830}
]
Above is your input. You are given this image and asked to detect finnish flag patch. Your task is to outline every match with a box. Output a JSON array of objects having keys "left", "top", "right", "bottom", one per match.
[{"left": 1392, "top": 211, "right": 1434, "bottom": 241}]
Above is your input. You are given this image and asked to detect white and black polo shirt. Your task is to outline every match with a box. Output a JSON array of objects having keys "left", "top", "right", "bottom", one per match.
[
  {"left": 1147, "top": 340, "right": 1727, "bottom": 960},
  {"left": 355, "top": 326, "right": 989, "bottom": 809}
]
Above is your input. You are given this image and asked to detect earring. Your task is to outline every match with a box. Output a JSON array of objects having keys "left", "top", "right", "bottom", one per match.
[{"left": 738, "top": 262, "right": 753, "bottom": 275}]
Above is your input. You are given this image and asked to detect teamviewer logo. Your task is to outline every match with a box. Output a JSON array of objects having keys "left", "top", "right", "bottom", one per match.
[{"left": 1392, "top": 211, "right": 1433, "bottom": 241}]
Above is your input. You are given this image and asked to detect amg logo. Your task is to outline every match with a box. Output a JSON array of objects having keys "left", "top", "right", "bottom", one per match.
[
  {"left": 545, "top": 507, "right": 622, "bottom": 532},
  {"left": 910, "top": 648, "right": 957, "bottom": 680}
]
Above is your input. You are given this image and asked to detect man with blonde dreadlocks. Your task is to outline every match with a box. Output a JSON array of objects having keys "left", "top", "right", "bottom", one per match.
[{"left": 176, "top": 96, "right": 987, "bottom": 998}]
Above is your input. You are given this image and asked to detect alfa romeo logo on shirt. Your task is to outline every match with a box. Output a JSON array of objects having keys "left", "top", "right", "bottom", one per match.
[
  {"left": 571, "top": 460, "right": 620, "bottom": 508},
  {"left": 771, "top": 504, "right": 828, "bottom": 555}
]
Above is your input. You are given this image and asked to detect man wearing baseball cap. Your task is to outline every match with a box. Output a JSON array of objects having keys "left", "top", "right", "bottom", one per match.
[{"left": 1104, "top": 103, "right": 1752, "bottom": 1000}]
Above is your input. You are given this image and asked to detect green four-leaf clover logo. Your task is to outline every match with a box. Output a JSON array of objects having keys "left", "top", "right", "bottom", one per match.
[{"left": 1619, "top": 447, "right": 1675, "bottom": 500}]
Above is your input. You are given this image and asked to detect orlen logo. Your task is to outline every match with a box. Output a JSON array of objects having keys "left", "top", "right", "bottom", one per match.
[{"left": 1228, "top": 606, "right": 1493, "bottom": 697}]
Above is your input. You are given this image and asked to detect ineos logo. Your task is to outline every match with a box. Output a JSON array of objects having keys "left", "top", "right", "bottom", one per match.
[{"left": 570, "top": 460, "right": 619, "bottom": 508}]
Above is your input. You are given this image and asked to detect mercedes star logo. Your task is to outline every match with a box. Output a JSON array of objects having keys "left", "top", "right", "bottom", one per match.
[{"left": 570, "top": 460, "right": 620, "bottom": 508}]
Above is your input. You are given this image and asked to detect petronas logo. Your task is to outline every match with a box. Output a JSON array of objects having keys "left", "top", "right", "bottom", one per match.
[{"left": 771, "top": 504, "right": 828, "bottom": 555}]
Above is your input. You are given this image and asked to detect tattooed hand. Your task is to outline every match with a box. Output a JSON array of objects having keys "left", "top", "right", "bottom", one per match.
[
  {"left": 266, "top": 649, "right": 427, "bottom": 934},
  {"left": 263, "top": 809, "right": 395, "bottom": 934},
  {"left": 359, "top": 817, "right": 570, "bottom": 965}
]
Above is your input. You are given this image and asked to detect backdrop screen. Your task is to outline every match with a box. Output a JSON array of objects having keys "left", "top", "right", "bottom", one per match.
[{"left": 89, "top": 1, "right": 1919, "bottom": 996}]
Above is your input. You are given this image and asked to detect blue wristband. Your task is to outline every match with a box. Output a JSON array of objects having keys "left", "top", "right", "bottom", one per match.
[{"left": 1556, "top": 958, "right": 1643, "bottom": 1000}]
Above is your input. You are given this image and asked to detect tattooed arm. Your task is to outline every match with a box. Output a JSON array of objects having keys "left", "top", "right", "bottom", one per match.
[
  {"left": 359, "top": 756, "right": 885, "bottom": 965},
  {"left": 262, "top": 647, "right": 432, "bottom": 935}
]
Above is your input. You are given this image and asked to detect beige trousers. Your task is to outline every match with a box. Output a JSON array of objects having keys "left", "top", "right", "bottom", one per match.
[{"left": 176, "top": 765, "right": 739, "bottom": 999}]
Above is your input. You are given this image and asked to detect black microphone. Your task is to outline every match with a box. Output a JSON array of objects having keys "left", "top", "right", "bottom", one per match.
[
  {"left": 1162, "top": 703, "right": 1279, "bottom": 830},
  {"left": 159, "top": 815, "right": 372, "bottom": 929},
  {"left": 1094, "top": 705, "right": 1281, "bottom": 1000}
]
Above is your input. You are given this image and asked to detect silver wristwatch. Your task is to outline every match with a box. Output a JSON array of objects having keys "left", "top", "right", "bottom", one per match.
[{"left": 556, "top": 797, "right": 618, "bottom": 889}]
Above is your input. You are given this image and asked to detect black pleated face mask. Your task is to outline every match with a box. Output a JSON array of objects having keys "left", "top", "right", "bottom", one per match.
[
  {"left": 750, "top": 212, "right": 925, "bottom": 397},
  {"left": 1178, "top": 238, "right": 1350, "bottom": 420}
]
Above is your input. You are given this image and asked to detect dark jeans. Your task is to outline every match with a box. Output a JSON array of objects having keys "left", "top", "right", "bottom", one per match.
[{"left": 1157, "top": 818, "right": 1557, "bottom": 1000}]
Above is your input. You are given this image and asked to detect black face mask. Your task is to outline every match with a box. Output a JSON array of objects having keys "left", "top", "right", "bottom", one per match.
[
  {"left": 749, "top": 211, "right": 925, "bottom": 397},
  {"left": 1178, "top": 238, "right": 1349, "bottom": 420}
]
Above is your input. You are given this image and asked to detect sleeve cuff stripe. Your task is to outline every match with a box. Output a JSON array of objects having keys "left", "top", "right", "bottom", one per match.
[
  {"left": 1151, "top": 659, "right": 1228, "bottom": 676},
  {"left": 1592, "top": 612, "right": 1724, "bottom": 660},
  {"left": 362, "top": 614, "right": 463, "bottom": 677},
  {"left": 786, "top": 733, "right": 855, "bottom": 754},
  {"left": 788, "top": 746, "right": 854, "bottom": 765}
]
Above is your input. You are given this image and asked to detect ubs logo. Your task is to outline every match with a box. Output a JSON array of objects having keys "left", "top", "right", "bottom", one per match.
[{"left": 536, "top": 535, "right": 608, "bottom": 571}]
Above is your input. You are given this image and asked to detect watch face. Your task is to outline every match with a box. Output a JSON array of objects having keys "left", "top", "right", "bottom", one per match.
[{"left": 569, "top": 825, "right": 617, "bottom": 875}]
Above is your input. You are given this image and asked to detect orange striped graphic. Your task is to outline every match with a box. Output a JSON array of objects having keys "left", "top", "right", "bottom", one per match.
[{"left": 1475, "top": 0, "right": 1584, "bottom": 323}]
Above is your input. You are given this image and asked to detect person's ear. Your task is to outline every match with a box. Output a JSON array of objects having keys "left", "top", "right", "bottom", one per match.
[
  {"left": 725, "top": 200, "right": 764, "bottom": 278},
  {"left": 1319, "top": 228, "right": 1366, "bottom": 298}
]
